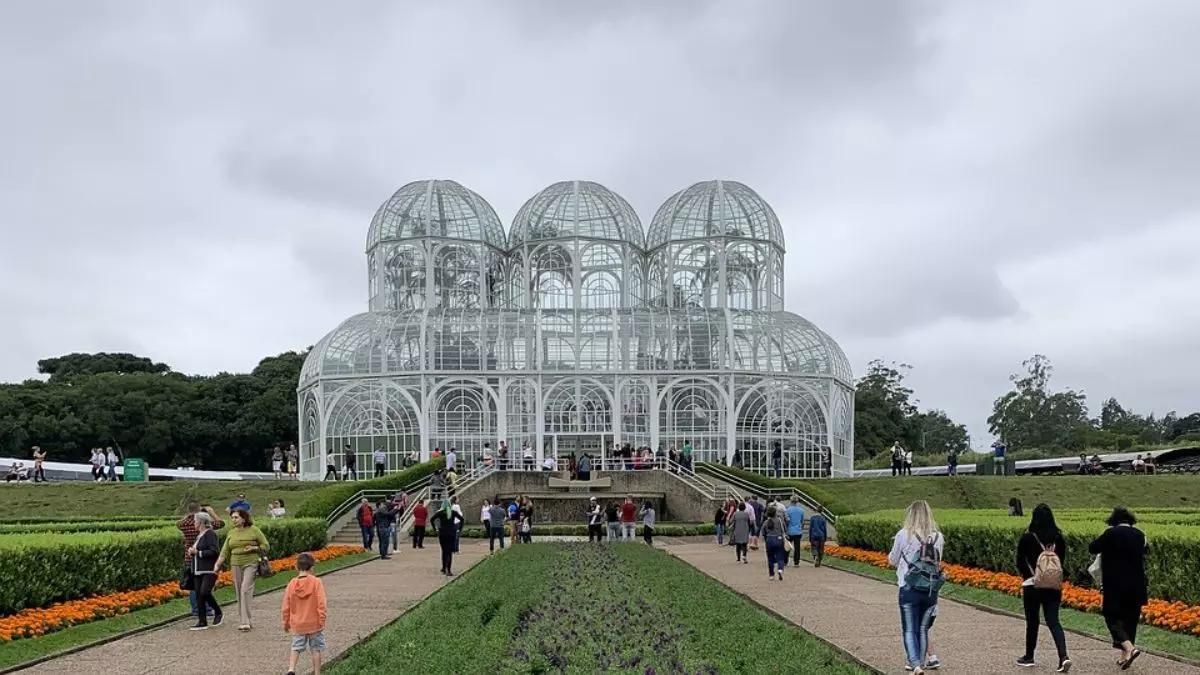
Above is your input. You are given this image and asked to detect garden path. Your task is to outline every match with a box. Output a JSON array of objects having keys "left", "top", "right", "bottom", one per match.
[
  {"left": 664, "top": 541, "right": 1200, "bottom": 675},
  {"left": 23, "top": 541, "right": 489, "bottom": 675}
]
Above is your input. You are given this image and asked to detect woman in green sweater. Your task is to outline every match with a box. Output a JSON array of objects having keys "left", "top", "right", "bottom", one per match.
[{"left": 215, "top": 508, "right": 269, "bottom": 631}]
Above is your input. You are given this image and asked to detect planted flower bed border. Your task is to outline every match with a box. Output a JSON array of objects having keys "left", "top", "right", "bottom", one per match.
[
  {"left": 825, "top": 544, "right": 1200, "bottom": 637},
  {"left": 0, "top": 545, "right": 363, "bottom": 642}
]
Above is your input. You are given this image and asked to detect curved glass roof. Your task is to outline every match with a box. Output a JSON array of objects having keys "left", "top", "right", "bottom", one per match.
[
  {"left": 366, "top": 180, "right": 507, "bottom": 251},
  {"left": 509, "top": 181, "right": 645, "bottom": 249},
  {"left": 301, "top": 307, "right": 851, "bottom": 385},
  {"left": 647, "top": 180, "right": 785, "bottom": 251}
]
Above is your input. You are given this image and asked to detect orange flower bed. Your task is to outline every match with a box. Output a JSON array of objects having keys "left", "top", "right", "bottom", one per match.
[
  {"left": 0, "top": 545, "right": 364, "bottom": 643},
  {"left": 825, "top": 544, "right": 1200, "bottom": 637}
]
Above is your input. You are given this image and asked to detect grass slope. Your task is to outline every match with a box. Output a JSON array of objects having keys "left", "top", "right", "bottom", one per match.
[
  {"left": 713, "top": 467, "right": 1200, "bottom": 515},
  {"left": 331, "top": 543, "right": 867, "bottom": 674},
  {"left": 0, "top": 480, "right": 329, "bottom": 520}
]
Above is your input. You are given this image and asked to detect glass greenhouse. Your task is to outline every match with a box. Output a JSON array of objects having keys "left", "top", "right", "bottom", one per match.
[{"left": 298, "top": 179, "right": 854, "bottom": 479}]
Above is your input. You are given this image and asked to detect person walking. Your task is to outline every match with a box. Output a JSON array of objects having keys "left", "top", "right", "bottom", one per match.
[
  {"left": 508, "top": 498, "right": 521, "bottom": 546},
  {"left": 1089, "top": 507, "right": 1148, "bottom": 670},
  {"left": 431, "top": 499, "right": 464, "bottom": 575},
  {"left": 640, "top": 500, "right": 656, "bottom": 546},
  {"left": 355, "top": 498, "right": 374, "bottom": 551},
  {"left": 487, "top": 499, "right": 507, "bottom": 553},
  {"left": 620, "top": 496, "right": 637, "bottom": 541},
  {"left": 762, "top": 505, "right": 788, "bottom": 580},
  {"left": 446, "top": 447, "right": 457, "bottom": 473},
  {"left": 1016, "top": 504, "right": 1071, "bottom": 672},
  {"left": 748, "top": 496, "right": 764, "bottom": 550},
  {"left": 178, "top": 502, "right": 224, "bottom": 620},
  {"left": 411, "top": 499, "right": 428, "bottom": 549},
  {"left": 888, "top": 500, "right": 944, "bottom": 675},
  {"left": 271, "top": 446, "right": 284, "bottom": 479},
  {"left": 785, "top": 497, "right": 806, "bottom": 568},
  {"left": 31, "top": 446, "right": 47, "bottom": 482},
  {"left": 281, "top": 552, "right": 327, "bottom": 675},
  {"left": 105, "top": 447, "right": 120, "bottom": 481},
  {"left": 808, "top": 510, "right": 828, "bottom": 567},
  {"left": 450, "top": 496, "right": 464, "bottom": 552},
  {"left": 587, "top": 497, "right": 604, "bottom": 543},
  {"left": 342, "top": 445, "right": 357, "bottom": 480},
  {"left": 324, "top": 451, "right": 339, "bottom": 481},
  {"left": 714, "top": 502, "right": 728, "bottom": 546},
  {"left": 772, "top": 442, "right": 783, "bottom": 478},
  {"left": 902, "top": 447, "right": 913, "bottom": 476},
  {"left": 215, "top": 508, "right": 269, "bottom": 631},
  {"left": 390, "top": 492, "right": 407, "bottom": 551},
  {"left": 89, "top": 448, "right": 103, "bottom": 481},
  {"left": 890, "top": 442, "right": 903, "bottom": 477},
  {"left": 186, "top": 511, "right": 223, "bottom": 630},
  {"left": 517, "top": 497, "right": 533, "bottom": 543},
  {"left": 730, "top": 502, "right": 751, "bottom": 564},
  {"left": 605, "top": 500, "right": 620, "bottom": 542},
  {"left": 286, "top": 443, "right": 299, "bottom": 480},
  {"left": 374, "top": 500, "right": 395, "bottom": 560},
  {"left": 373, "top": 447, "right": 386, "bottom": 477}
]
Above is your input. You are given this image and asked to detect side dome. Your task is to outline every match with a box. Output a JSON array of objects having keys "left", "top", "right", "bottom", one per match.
[
  {"left": 366, "top": 180, "right": 506, "bottom": 252},
  {"left": 647, "top": 180, "right": 784, "bottom": 251},
  {"left": 509, "top": 180, "right": 644, "bottom": 249}
]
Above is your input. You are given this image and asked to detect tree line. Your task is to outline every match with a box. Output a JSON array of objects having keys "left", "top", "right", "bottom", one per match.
[
  {"left": 0, "top": 352, "right": 303, "bottom": 470},
  {"left": 854, "top": 354, "right": 1200, "bottom": 459}
]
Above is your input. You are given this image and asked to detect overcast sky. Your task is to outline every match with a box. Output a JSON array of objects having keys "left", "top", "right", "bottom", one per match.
[{"left": 2, "top": 1, "right": 1198, "bottom": 448}]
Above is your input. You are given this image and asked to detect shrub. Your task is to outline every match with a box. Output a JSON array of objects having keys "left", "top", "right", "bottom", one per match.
[
  {"left": 293, "top": 459, "right": 444, "bottom": 519},
  {"left": 837, "top": 509, "right": 1200, "bottom": 605},
  {"left": 0, "top": 518, "right": 326, "bottom": 615},
  {"left": 0, "top": 520, "right": 175, "bottom": 535}
]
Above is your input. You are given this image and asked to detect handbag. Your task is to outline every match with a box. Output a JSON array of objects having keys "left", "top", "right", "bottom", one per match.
[
  {"left": 256, "top": 554, "right": 274, "bottom": 578},
  {"left": 1088, "top": 554, "right": 1103, "bottom": 589},
  {"left": 179, "top": 564, "right": 195, "bottom": 591}
]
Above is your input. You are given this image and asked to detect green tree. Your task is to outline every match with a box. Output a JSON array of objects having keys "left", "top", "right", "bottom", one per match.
[
  {"left": 988, "top": 354, "right": 1090, "bottom": 451},
  {"left": 37, "top": 353, "right": 170, "bottom": 382},
  {"left": 853, "top": 360, "right": 920, "bottom": 458},
  {"left": 916, "top": 409, "right": 970, "bottom": 455}
]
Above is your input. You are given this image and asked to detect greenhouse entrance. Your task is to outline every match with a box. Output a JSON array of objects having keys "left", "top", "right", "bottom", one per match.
[{"left": 547, "top": 433, "right": 609, "bottom": 466}]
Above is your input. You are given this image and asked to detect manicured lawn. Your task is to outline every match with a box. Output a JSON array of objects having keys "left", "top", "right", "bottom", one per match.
[
  {"left": 0, "top": 479, "right": 329, "bottom": 519},
  {"left": 711, "top": 467, "right": 1200, "bottom": 515},
  {"left": 330, "top": 543, "right": 867, "bottom": 674},
  {"left": 806, "top": 551, "right": 1200, "bottom": 664},
  {"left": 0, "top": 550, "right": 375, "bottom": 671}
]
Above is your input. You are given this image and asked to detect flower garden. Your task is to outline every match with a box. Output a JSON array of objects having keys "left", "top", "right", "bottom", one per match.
[
  {"left": 329, "top": 542, "right": 869, "bottom": 674},
  {"left": 834, "top": 507, "right": 1200, "bottom": 636}
]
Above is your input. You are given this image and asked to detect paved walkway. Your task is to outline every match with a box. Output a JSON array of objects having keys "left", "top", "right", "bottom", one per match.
[
  {"left": 664, "top": 541, "right": 1200, "bottom": 675},
  {"left": 24, "top": 542, "right": 489, "bottom": 675}
]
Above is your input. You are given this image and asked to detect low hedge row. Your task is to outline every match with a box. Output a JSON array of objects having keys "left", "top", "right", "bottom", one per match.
[
  {"left": 4, "top": 516, "right": 171, "bottom": 525},
  {"left": 448, "top": 523, "right": 717, "bottom": 538},
  {"left": 0, "top": 518, "right": 327, "bottom": 615},
  {"left": 293, "top": 459, "right": 444, "bottom": 519},
  {"left": 0, "top": 520, "right": 175, "bottom": 535},
  {"left": 837, "top": 510, "right": 1200, "bottom": 605}
]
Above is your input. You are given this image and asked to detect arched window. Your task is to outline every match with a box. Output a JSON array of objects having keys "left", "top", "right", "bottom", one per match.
[
  {"left": 383, "top": 244, "right": 426, "bottom": 310},
  {"left": 735, "top": 381, "right": 827, "bottom": 478},
  {"left": 433, "top": 244, "right": 481, "bottom": 309}
]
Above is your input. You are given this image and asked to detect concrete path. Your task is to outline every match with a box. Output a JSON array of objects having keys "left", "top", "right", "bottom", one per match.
[
  {"left": 663, "top": 541, "right": 1200, "bottom": 675},
  {"left": 23, "top": 541, "right": 489, "bottom": 675}
]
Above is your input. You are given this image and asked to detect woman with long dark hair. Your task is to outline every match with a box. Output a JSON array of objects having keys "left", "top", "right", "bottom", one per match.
[
  {"left": 1016, "top": 504, "right": 1070, "bottom": 671},
  {"left": 1089, "top": 507, "right": 1147, "bottom": 669},
  {"left": 430, "top": 498, "right": 465, "bottom": 576}
]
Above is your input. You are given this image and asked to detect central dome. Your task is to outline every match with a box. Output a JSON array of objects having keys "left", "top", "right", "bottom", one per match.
[
  {"left": 647, "top": 180, "right": 784, "bottom": 251},
  {"left": 366, "top": 180, "right": 506, "bottom": 252},
  {"left": 509, "top": 181, "right": 644, "bottom": 249}
]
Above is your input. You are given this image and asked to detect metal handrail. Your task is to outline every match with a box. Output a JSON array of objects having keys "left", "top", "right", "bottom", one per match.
[
  {"left": 697, "top": 463, "right": 837, "bottom": 523},
  {"left": 325, "top": 474, "right": 434, "bottom": 528}
]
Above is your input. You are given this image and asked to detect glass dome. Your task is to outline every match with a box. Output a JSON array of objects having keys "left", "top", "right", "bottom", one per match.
[
  {"left": 366, "top": 180, "right": 507, "bottom": 252},
  {"left": 509, "top": 181, "right": 645, "bottom": 249},
  {"left": 647, "top": 180, "right": 784, "bottom": 251}
]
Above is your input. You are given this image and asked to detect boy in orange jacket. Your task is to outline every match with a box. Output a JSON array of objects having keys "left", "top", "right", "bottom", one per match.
[{"left": 282, "top": 552, "right": 327, "bottom": 675}]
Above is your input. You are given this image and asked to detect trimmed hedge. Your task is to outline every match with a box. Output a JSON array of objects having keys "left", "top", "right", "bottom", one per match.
[
  {"left": 838, "top": 509, "right": 1200, "bottom": 605},
  {"left": 450, "top": 523, "right": 716, "bottom": 538},
  {"left": 0, "top": 518, "right": 327, "bottom": 615},
  {"left": 293, "top": 459, "right": 444, "bottom": 519},
  {"left": 0, "top": 520, "right": 175, "bottom": 535},
  {"left": 2, "top": 516, "right": 172, "bottom": 525}
]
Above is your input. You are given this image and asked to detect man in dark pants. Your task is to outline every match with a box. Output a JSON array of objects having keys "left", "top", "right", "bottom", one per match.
[
  {"left": 772, "top": 442, "right": 783, "bottom": 478},
  {"left": 343, "top": 444, "right": 357, "bottom": 480},
  {"left": 374, "top": 500, "right": 395, "bottom": 559}
]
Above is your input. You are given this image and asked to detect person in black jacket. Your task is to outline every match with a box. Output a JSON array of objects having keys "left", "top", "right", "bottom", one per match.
[
  {"left": 374, "top": 500, "right": 396, "bottom": 560},
  {"left": 187, "top": 512, "right": 223, "bottom": 629},
  {"left": 430, "top": 499, "right": 465, "bottom": 576},
  {"left": 1089, "top": 507, "right": 1147, "bottom": 669},
  {"left": 1015, "top": 504, "right": 1070, "bottom": 671}
]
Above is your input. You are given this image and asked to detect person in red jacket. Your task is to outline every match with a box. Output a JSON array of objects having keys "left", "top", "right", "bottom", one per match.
[
  {"left": 282, "top": 552, "right": 327, "bottom": 675},
  {"left": 411, "top": 499, "right": 429, "bottom": 549},
  {"left": 620, "top": 496, "right": 637, "bottom": 541},
  {"left": 355, "top": 498, "right": 374, "bottom": 551}
]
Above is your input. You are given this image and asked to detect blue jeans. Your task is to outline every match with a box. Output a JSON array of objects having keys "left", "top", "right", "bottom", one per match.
[
  {"left": 489, "top": 527, "right": 506, "bottom": 551},
  {"left": 765, "top": 536, "right": 787, "bottom": 576},
  {"left": 361, "top": 525, "right": 374, "bottom": 550},
  {"left": 899, "top": 586, "right": 939, "bottom": 668},
  {"left": 715, "top": 523, "right": 725, "bottom": 545},
  {"left": 376, "top": 526, "right": 391, "bottom": 557}
]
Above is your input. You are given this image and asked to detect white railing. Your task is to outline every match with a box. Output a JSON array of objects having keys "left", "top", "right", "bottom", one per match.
[{"left": 696, "top": 463, "right": 836, "bottom": 523}]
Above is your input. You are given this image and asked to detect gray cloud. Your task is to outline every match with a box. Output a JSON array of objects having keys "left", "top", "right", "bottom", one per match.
[{"left": 2, "top": 0, "right": 1199, "bottom": 446}]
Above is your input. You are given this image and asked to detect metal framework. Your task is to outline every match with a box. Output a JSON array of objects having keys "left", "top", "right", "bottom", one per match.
[{"left": 300, "top": 179, "right": 854, "bottom": 479}]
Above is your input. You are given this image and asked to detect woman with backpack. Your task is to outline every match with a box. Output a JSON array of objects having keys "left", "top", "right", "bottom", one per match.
[
  {"left": 1016, "top": 504, "right": 1071, "bottom": 672},
  {"left": 887, "top": 500, "right": 944, "bottom": 675},
  {"left": 1088, "top": 507, "right": 1147, "bottom": 670}
]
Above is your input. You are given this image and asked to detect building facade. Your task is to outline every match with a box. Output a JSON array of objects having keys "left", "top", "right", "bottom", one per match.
[{"left": 298, "top": 179, "right": 854, "bottom": 479}]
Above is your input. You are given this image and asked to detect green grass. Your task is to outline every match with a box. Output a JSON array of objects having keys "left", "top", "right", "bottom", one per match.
[
  {"left": 0, "top": 550, "right": 375, "bottom": 671},
  {"left": 0, "top": 480, "right": 330, "bottom": 520},
  {"left": 805, "top": 551, "right": 1200, "bottom": 664},
  {"left": 710, "top": 466, "right": 1200, "bottom": 515},
  {"left": 330, "top": 543, "right": 867, "bottom": 674}
]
